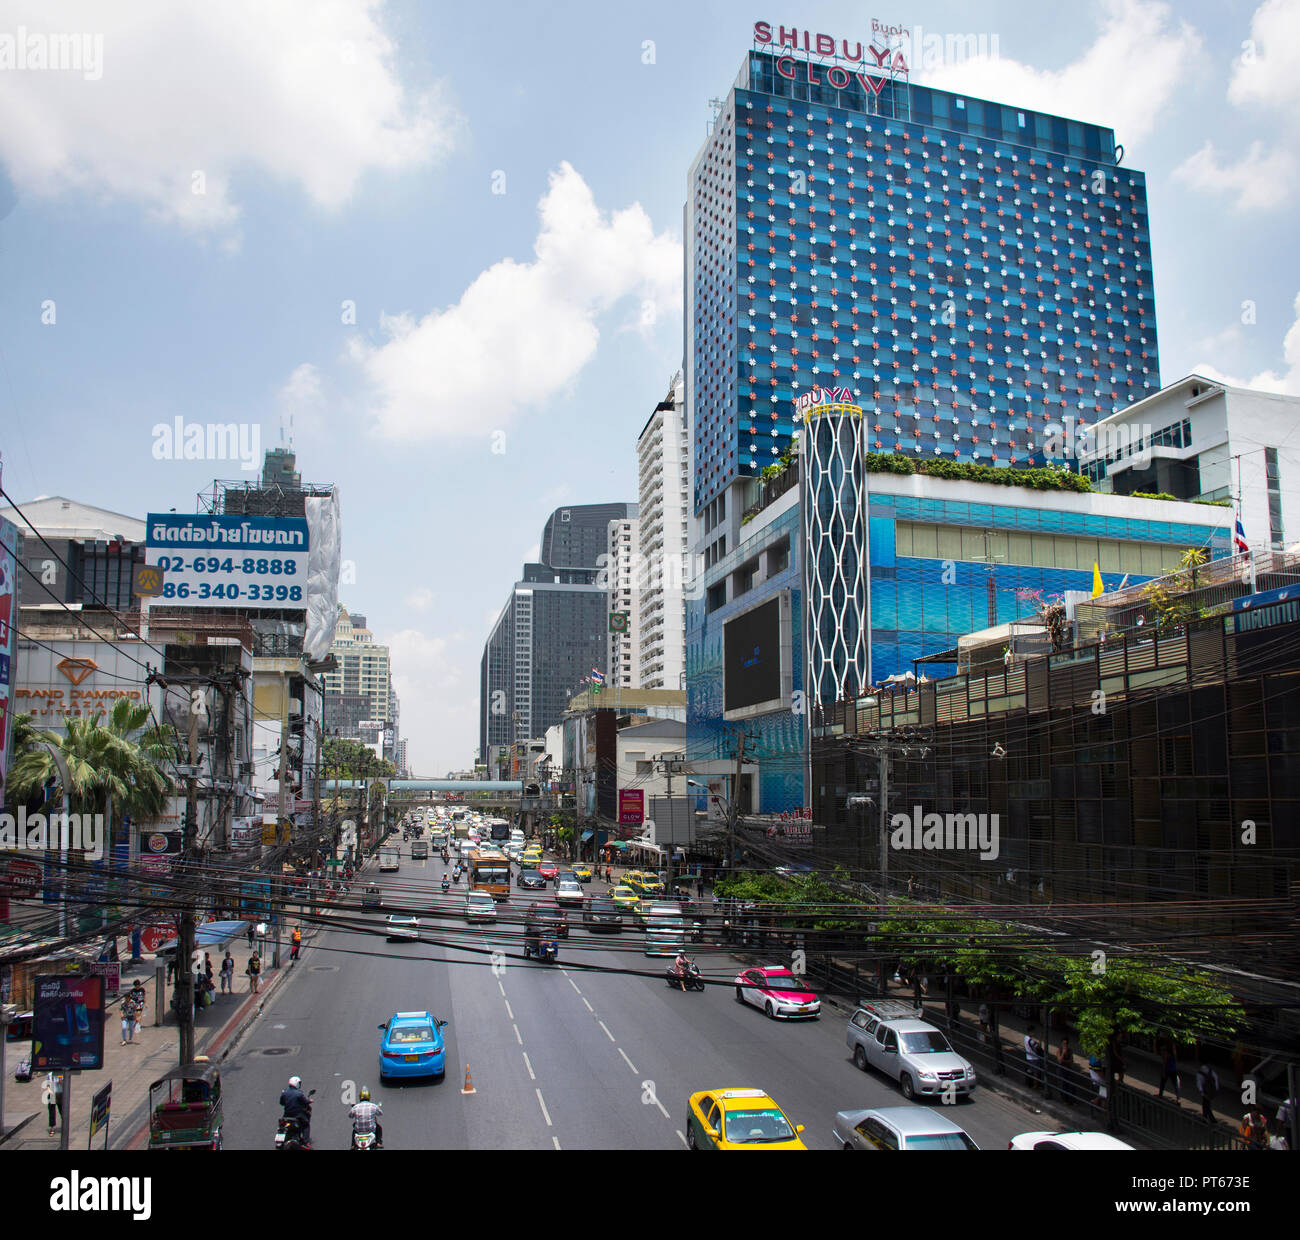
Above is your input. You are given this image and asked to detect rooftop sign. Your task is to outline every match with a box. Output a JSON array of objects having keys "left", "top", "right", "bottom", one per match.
[{"left": 753, "top": 19, "right": 910, "bottom": 91}]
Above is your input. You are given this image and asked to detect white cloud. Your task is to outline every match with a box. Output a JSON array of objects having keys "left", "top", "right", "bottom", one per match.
[
  {"left": 276, "top": 362, "right": 328, "bottom": 439},
  {"left": 1172, "top": 140, "right": 1298, "bottom": 211},
  {"left": 1230, "top": 0, "right": 1300, "bottom": 108},
  {"left": 350, "top": 162, "right": 681, "bottom": 441},
  {"left": 1192, "top": 290, "right": 1300, "bottom": 394},
  {"left": 915, "top": 0, "right": 1201, "bottom": 148},
  {"left": 405, "top": 586, "right": 434, "bottom": 611},
  {"left": 387, "top": 627, "right": 475, "bottom": 775},
  {"left": 0, "top": 1, "right": 458, "bottom": 241}
]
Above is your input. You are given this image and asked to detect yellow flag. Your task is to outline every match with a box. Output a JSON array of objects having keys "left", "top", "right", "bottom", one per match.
[{"left": 1092, "top": 562, "right": 1103, "bottom": 598}]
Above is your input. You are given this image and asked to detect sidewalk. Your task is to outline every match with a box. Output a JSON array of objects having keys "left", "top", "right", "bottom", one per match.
[{"left": 1, "top": 908, "right": 330, "bottom": 1151}]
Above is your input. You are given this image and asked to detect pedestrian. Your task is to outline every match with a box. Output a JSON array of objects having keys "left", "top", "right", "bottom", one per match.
[
  {"left": 120, "top": 994, "right": 136, "bottom": 1046},
  {"left": 1277, "top": 1095, "right": 1297, "bottom": 1144},
  {"left": 1088, "top": 1054, "right": 1107, "bottom": 1109},
  {"left": 220, "top": 951, "right": 235, "bottom": 993},
  {"left": 130, "top": 924, "right": 144, "bottom": 964},
  {"left": 1240, "top": 1108, "right": 1269, "bottom": 1150},
  {"left": 1157, "top": 1040, "right": 1181, "bottom": 1103},
  {"left": 126, "top": 980, "right": 146, "bottom": 1041},
  {"left": 1024, "top": 1025, "right": 1044, "bottom": 1090},
  {"left": 291, "top": 925, "right": 302, "bottom": 962},
  {"left": 1197, "top": 1061, "right": 1220, "bottom": 1124},
  {"left": 246, "top": 922, "right": 255, "bottom": 951},
  {"left": 1055, "top": 1037, "right": 1076, "bottom": 1104},
  {"left": 248, "top": 951, "right": 262, "bottom": 994},
  {"left": 43, "top": 1071, "right": 64, "bottom": 1135},
  {"left": 203, "top": 952, "right": 214, "bottom": 987},
  {"left": 978, "top": 1001, "right": 991, "bottom": 1042}
]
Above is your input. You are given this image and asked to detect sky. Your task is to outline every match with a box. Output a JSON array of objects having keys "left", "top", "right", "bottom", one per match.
[{"left": 1, "top": 0, "right": 1298, "bottom": 775}]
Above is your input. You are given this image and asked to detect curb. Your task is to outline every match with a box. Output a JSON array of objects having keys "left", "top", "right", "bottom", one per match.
[{"left": 0, "top": 1111, "right": 39, "bottom": 1149}]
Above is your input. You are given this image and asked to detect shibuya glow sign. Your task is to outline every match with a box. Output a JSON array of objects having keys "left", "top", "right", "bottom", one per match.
[{"left": 753, "top": 19, "right": 910, "bottom": 94}]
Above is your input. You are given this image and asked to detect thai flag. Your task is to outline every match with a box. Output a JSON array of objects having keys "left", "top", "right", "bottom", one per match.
[
  {"left": 1234, "top": 518, "right": 1250, "bottom": 556},
  {"left": 590, "top": 668, "right": 605, "bottom": 684}
]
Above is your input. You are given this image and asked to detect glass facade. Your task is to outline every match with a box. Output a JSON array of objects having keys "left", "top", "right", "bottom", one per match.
[{"left": 692, "top": 50, "right": 1159, "bottom": 514}]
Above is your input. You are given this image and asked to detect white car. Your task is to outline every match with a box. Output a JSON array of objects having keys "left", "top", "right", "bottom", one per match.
[
  {"left": 1009, "top": 1130, "right": 1135, "bottom": 1150},
  {"left": 465, "top": 892, "right": 497, "bottom": 923},
  {"left": 385, "top": 914, "right": 420, "bottom": 941},
  {"left": 554, "top": 877, "right": 585, "bottom": 907}
]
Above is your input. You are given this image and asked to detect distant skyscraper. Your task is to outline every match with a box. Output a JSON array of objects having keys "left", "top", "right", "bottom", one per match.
[
  {"left": 606, "top": 514, "right": 639, "bottom": 689},
  {"left": 636, "top": 373, "right": 692, "bottom": 689},
  {"left": 323, "top": 608, "right": 393, "bottom": 727}
]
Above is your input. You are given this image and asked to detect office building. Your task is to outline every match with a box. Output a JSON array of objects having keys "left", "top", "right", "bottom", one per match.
[
  {"left": 606, "top": 513, "right": 639, "bottom": 689},
  {"left": 322, "top": 608, "right": 393, "bottom": 725}
]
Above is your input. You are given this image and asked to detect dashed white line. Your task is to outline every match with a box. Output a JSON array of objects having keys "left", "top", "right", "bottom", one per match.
[
  {"left": 504, "top": 1000, "right": 514, "bottom": 1020},
  {"left": 654, "top": 1097, "right": 670, "bottom": 1119},
  {"left": 497, "top": 980, "right": 506, "bottom": 997},
  {"left": 618, "top": 1048, "right": 637, "bottom": 1073},
  {"left": 536, "top": 1089, "right": 553, "bottom": 1126},
  {"left": 676, "top": 1129, "right": 688, "bottom": 1147},
  {"left": 568, "top": 977, "right": 582, "bottom": 995},
  {"left": 522, "top": 1051, "right": 535, "bottom": 1080},
  {"left": 512, "top": 1024, "right": 523, "bottom": 1045},
  {"left": 581, "top": 997, "right": 594, "bottom": 1012},
  {"left": 598, "top": 1020, "right": 616, "bottom": 1042},
  {"left": 553, "top": 1136, "right": 562, "bottom": 1150}
]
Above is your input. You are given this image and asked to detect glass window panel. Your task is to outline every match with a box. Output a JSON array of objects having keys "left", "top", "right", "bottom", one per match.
[
  {"left": 895, "top": 523, "right": 913, "bottom": 557},
  {"left": 1099, "top": 539, "right": 1123, "bottom": 572},
  {"left": 1032, "top": 535, "right": 1055, "bottom": 567},
  {"left": 960, "top": 528, "right": 985, "bottom": 561},
  {"left": 911, "top": 524, "right": 939, "bottom": 559},
  {"left": 936, "top": 527, "right": 964, "bottom": 560},
  {"left": 1007, "top": 532, "right": 1033, "bottom": 566}
]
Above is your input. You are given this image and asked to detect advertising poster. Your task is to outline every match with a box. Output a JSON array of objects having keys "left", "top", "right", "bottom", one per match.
[
  {"left": 618, "top": 788, "right": 644, "bottom": 826},
  {"left": 33, "top": 973, "right": 106, "bottom": 1071}
]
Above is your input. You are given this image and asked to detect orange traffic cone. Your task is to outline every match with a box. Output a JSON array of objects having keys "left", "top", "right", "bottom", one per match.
[{"left": 461, "top": 1064, "right": 476, "bottom": 1095}]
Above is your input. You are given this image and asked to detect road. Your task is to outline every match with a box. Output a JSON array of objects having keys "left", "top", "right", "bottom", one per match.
[{"left": 220, "top": 850, "right": 1052, "bottom": 1150}]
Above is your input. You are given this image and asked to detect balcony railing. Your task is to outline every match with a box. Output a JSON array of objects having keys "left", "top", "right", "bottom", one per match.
[{"left": 741, "top": 457, "right": 799, "bottom": 526}]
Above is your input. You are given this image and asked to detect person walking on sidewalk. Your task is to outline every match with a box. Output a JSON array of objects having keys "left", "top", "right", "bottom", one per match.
[
  {"left": 248, "top": 951, "right": 263, "bottom": 994},
  {"left": 247, "top": 922, "right": 255, "bottom": 951},
  {"left": 1055, "top": 1037, "right": 1076, "bottom": 1104},
  {"left": 291, "top": 925, "right": 302, "bottom": 962},
  {"left": 1024, "top": 1026, "right": 1044, "bottom": 1090},
  {"left": 1157, "top": 1040, "right": 1181, "bottom": 1103},
  {"left": 220, "top": 951, "right": 235, "bottom": 993},
  {"left": 123, "top": 980, "right": 146, "bottom": 1043},
  {"left": 1241, "top": 1108, "right": 1269, "bottom": 1150},
  {"left": 1197, "top": 1060, "right": 1220, "bottom": 1124}
]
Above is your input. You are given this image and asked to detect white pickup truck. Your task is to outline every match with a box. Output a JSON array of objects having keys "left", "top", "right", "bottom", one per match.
[{"left": 845, "top": 1001, "right": 977, "bottom": 1100}]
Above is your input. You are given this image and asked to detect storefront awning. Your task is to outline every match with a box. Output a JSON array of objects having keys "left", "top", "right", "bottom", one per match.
[{"left": 580, "top": 830, "right": 593, "bottom": 841}]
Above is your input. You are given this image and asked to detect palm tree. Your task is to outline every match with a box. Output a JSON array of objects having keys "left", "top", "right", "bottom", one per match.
[{"left": 7, "top": 699, "right": 179, "bottom": 826}]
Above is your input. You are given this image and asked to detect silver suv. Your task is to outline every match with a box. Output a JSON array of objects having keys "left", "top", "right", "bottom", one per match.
[{"left": 846, "top": 1002, "right": 977, "bottom": 1100}]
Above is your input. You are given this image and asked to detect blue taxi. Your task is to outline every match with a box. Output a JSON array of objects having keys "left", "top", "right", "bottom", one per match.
[{"left": 378, "top": 1010, "right": 448, "bottom": 1082}]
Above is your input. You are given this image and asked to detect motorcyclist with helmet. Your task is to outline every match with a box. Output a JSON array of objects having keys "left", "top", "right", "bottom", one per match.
[
  {"left": 278, "top": 1075, "right": 312, "bottom": 1148},
  {"left": 348, "top": 1085, "right": 383, "bottom": 1148}
]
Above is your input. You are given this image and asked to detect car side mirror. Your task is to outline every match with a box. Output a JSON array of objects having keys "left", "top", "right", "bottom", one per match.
[
  {"left": 438, "top": 1020, "right": 448, "bottom": 1029},
  {"left": 378, "top": 1024, "right": 386, "bottom": 1031},
  {"left": 705, "top": 1127, "right": 719, "bottom": 1140},
  {"left": 795, "top": 1124, "right": 805, "bottom": 1134}
]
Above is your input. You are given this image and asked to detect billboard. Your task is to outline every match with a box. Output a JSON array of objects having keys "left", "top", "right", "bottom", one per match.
[
  {"left": 145, "top": 513, "right": 309, "bottom": 611},
  {"left": 32, "top": 973, "right": 106, "bottom": 1071},
  {"left": 618, "top": 788, "right": 644, "bottom": 825},
  {"left": 723, "top": 593, "right": 791, "bottom": 719}
]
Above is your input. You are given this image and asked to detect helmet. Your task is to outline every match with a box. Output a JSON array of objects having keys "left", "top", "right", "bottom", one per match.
[
  {"left": 288, "top": 1076, "right": 302, "bottom": 1089},
  {"left": 359, "top": 1086, "right": 370, "bottom": 1102}
]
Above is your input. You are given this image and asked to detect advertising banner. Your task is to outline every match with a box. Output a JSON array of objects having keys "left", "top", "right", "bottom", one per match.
[
  {"left": 618, "top": 788, "right": 644, "bottom": 826},
  {"left": 145, "top": 513, "right": 309, "bottom": 611},
  {"left": 89, "top": 1081, "right": 112, "bottom": 1145},
  {"left": 0, "top": 855, "right": 44, "bottom": 896},
  {"left": 32, "top": 973, "right": 106, "bottom": 1071}
]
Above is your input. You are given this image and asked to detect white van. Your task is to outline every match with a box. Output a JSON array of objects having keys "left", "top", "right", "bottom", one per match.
[{"left": 643, "top": 902, "right": 687, "bottom": 957}]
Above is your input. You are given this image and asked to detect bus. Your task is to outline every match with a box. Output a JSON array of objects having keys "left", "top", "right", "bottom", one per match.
[
  {"left": 486, "top": 817, "right": 511, "bottom": 843},
  {"left": 468, "top": 849, "right": 511, "bottom": 901}
]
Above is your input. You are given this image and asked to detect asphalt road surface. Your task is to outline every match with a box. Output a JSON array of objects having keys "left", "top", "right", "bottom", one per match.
[{"left": 220, "top": 854, "right": 1051, "bottom": 1150}]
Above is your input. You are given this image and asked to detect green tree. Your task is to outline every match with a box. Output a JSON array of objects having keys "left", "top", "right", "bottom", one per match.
[{"left": 322, "top": 737, "right": 395, "bottom": 780}]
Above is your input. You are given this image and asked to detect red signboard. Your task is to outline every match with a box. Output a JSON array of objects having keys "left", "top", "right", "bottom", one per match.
[
  {"left": 0, "top": 856, "right": 43, "bottom": 897},
  {"left": 618, "top": 788, "right": 644, "bottom": 826}
]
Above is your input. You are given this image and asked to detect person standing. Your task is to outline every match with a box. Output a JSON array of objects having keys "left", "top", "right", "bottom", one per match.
[
  {"left": 120, "top": 993, "right": 137, "bottom": 1046},
  {"left": 220, "top": 951, "right": 235, "bottom": 993},
  {"left": 1055, "top": 1037, "right": 1076, "bottom": 1104},
  {"left": 1197, "top": 1060, "right": 1220, "bottom": 1124},
  {"left": 1157, "top": 1040, "right": 1181, "bottom": 1103},
  {"left": 1241, "top": 1108, "right": 1270, "bottom": 1150},
  {"left": 248, "top": 951, "right": 262, "bottom": 994},
  {"left": 246, "top": 922, "right": 255, "bottom": 951},
  {"left": 126, "top": 980, "right": 146, "bottom": 1042},
  {"left": 203, "top": 952, "right": 214, "bottom": 989},
  {"left": 290, "top": 925, "right": 302, "bottom": 962},
  {"left": 1024, "top": 1026, "right": 1044, "bottom": 1090},
  {"left": 43, "top": 1072, "right": 64, "bottom": 1136}
]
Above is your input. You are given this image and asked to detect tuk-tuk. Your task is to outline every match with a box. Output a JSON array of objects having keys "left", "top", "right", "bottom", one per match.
[
  {"left": 148, "top": 1060, "right": 223, "bottom": 1150},
  {"left": 523, "top": 915, "right": 558, "bottom": 963}
]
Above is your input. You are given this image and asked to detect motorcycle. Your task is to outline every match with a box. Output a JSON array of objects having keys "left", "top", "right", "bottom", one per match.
[
  {"left": 351, "top": 1130, "right": 379, "bottom": 1151},
  {"left": 274, "top": 1089, "right": 315, "bottom": 1150},
  {"left": 666, "top": 960, "right": 705, "bottom": 992},
  {"left": 441, "top": 877, "right": 450, "bottom": 894}
]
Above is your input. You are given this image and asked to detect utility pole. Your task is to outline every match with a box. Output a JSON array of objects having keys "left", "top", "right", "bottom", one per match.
[
  {"left": 178, "top": 683, "right": 201, "bottom": 1066},
  {"left": 878, "top": 748, "right": 890, "bottom": 894},
  {"left": 728, "top": 732, "right": 746, "bottom": 880}
]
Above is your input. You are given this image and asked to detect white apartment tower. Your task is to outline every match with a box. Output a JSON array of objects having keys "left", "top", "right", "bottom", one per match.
[
  {"left": 636, "top": 372, "right": 691, "bottom": 689},
  {"left": 606, "top": 515, "right": 639, "bottom": 688}
]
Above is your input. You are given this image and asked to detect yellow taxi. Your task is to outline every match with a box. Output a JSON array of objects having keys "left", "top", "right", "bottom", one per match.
[
  {"left": 608, "top": 884, "right": 640, "bottom": 910},
  {"left": 522, "top": 848, "right": 543, "bottom": 867},
  {"left": 622, "top": 870, "right": 665, "bottom": 895},
  {"left": 571, "top": 863, "right": 593, "bottom": 883},
  {"left": 685, "top": 1088, "right": 807, "bottom": 1150}
]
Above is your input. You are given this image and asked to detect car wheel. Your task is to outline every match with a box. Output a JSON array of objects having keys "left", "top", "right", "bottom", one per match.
[
  {"left": 687, "top": 1122, "right": 698, "bottom": 1150},
  {"left": 765, "top": 1001, "right": 775, "bottom": 1019},
  {"left": 853, "top": 1044, "right": 868, "bottom": 1072},
  {"left": 735, "top": 986, "right": 744, "bottom": 1003},
  {"left": 900, "top": 1073, "right": 916, "bottom": 1100}
]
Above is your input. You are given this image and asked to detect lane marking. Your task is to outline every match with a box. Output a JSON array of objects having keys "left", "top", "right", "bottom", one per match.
[
  {"left": 513, "top": 1024, "right": 523, "bottom": 1045},
  {"left": 568, "top": 977, "right": 582, "bottom": 995},
  {"left": 504, "top": 1000, "right": 514, "bottom": 1020},
  {"left": 618, "top": 1048, "right": 637, "bottom": 1073},
  {"left": 523, "top": 1051, "right": 535, "bottom": 1080},
  {"left": 654, "top": 1097, "right": 670, "bottom": 1119},
  {"left": 497, "top": 981, "right": 505, "bottom": 997},
  {"left": 536, "top": 1089, "right": 552, "bottom": 1126},
  {"left": 553, "top": 1136, "right": 562, "bottom": 1150},
  {"left": 677, "top": 1129, "right": 688, "bottom": 1147},
  {"left": 581, "top": 997, "right": 594, "bottom": 1012},
  {"left": 598, "top": 1021, "right": 616, "bottom": 1043}
]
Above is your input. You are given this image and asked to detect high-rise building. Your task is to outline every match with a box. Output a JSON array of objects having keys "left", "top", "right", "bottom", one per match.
[
  {"left": 686, "top": 27, "right": 1163, "bottom": 812},
  {"left": 606, "top": 513, "right": 639, "bottom": 689},
  {"left": 636, "top": 373, "right": 692, "bottom": 689},
  {"left": 480, "top": 503, "right": 636, "bottom": 765},
  {"left": 323, "top": 608, "right": 393, "bottom": 726}
]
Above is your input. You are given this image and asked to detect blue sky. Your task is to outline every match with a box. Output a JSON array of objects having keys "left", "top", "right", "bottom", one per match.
[{"left": 2, "top": 0, "right": 1298, "bottom": 773}]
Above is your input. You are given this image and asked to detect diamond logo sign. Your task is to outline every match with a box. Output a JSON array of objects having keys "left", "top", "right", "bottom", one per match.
[{"left": 56, "top": 657, "right": 97, "bottom": 685}]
